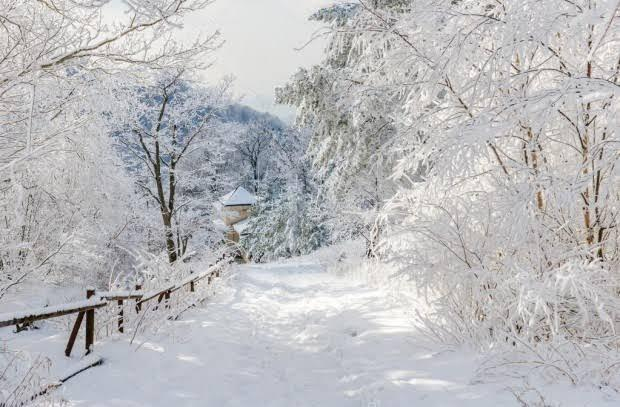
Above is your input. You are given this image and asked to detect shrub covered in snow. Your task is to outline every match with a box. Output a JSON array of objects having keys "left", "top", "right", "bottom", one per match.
[
  {"left": 242, "top": 191, "right": 330, "bottom": 262},
  {"left": 282, "top": 0, "right": 620, "bottom": 387}
]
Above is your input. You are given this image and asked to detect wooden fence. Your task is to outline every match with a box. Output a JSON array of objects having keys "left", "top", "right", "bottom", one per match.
[{"left": 0, "top": 265, "right": 223, "bottom": 358}]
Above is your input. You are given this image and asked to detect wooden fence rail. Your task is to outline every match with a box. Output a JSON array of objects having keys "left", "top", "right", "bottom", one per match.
[
  {"left": 0, "top": 264, "right": 224, "bottom": 358},
  {"left": 0, "top": 300, "right": 107, "bottom": 329}
]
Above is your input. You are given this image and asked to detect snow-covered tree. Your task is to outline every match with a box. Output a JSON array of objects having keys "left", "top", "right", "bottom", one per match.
[
  {"left": 113, "top": 72, "right": 232, "bottom": 263},
  {"left": 241, "top": 150, "right": 329, "bottom": 261},
  {"left": 237, "top": 124, "right": 329, "bottom": 261},
  {"left": 233, "top": 120, "right": 278, "bottom": 194},
  {"left": 381, "top": 0, "right": 619, "bottom": 346},
  {"left": 276, "top": 1, "right": 408, "bottom": 252},
  {"left": 292, "top": 0, "right": 620, "bottom": 361},
  {"left": 242, "top": 191, "right": 329, "bottom": 262},
  {"left": 0, "top": 0, "right": 219, "bottom": 292}
]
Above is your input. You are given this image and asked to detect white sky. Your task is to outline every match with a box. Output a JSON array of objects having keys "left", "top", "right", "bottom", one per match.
[{"left": 178, "top": 0, "right": 332, "bottom": 121}]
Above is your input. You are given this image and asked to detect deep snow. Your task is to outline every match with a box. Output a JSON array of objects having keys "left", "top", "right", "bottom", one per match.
[
  {"left": 3, "top": 257, "right": 619, "bottom": 406},
  {"left": 60, "top": 262, "right": 517, "bottom": 406}
]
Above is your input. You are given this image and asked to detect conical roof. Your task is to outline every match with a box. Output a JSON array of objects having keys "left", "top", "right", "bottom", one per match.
[{"left": 220, "top": 186, "right": 257, "bottom": 207}]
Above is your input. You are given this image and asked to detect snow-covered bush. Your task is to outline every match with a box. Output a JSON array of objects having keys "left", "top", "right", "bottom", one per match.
[
  {"left": 0, "top": 349, "right": 55, "bottom": 406},
  {"left": 236, "top": 123, "right": 332, "bottom": 261},
  {"left": 242, "top": 190, "right": 329, "bottom": 262},
  {"left": 277, "top": 7, "right": 401, "bottom": 248},
  {"left": 0, "top": 0, "right": 220, "bottom": 293},
  {"left": 286, "top": 0, "right": 620, "bottom": 380},
  {"left": 381, "top": 0, "right": 620, "bottom": 349}
]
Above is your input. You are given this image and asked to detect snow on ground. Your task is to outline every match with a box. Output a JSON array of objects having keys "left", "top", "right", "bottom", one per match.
[
  {"left": 3, "top": 253, "right": 619, "bottom": 406},
  {"left": 60, "top": 262, "right": 515, "bottom": 406}
]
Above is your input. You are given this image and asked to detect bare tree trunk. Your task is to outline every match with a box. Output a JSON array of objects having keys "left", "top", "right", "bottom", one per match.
[{"left": 131, "top": 72, "right": 223, "bottom": 264}]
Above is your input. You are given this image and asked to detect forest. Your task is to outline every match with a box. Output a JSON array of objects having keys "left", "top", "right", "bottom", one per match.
[{"left": 1, "top": 0, "right": 619, "bottom": 406}]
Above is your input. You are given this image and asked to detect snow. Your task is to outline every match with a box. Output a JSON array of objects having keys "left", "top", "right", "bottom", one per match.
[
  {"left": 0, "top": 283, "right": 85, "bottom": 316},
  {"left": 0, "top": 298, "right": 107, "bottom": 324},
  {"left": 220, "top": 186, "right": 257, "bottom": 207},
  {"left": 97, "top": 291, "right": 143, "bottom": 299},
  {"left": 234, "top": 217, "right": 251, "bottom": 234},
  {"left": 2, "top": 254, "right": 618, "bottom": 406},
  {"left": 212, "top": 218, "right": 229, "bottom": 232},
  {"left": 176, "top": 267, "right": 220, "bottom": 288}
]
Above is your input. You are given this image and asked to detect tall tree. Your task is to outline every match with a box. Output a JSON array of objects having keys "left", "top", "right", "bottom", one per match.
[
  {"left": 241, "top": 127, "right": 330, "bottom": 261},
  {"left": 277, "top": 1, "right": 409, "bottom": 253},
  {"left": 235, "top": 121, "right": 277, "bottom": 193},
  {"left": 0, "top": 0, "right": 219, "bottom": 291},
  {"left": 116, "top": 73, "right": 231, "bottom": 263},
  {"left": 289, "top": 0, "right": 620, "bottom": 351}
]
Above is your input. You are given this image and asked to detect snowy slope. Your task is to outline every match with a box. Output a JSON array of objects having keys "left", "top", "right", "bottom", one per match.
[
  {"left": 54, "top": 262, "right": 507, "bottom": 406},
  {"left": 48, "top": 260, "right": 595, "bottom": 406},
  {"left": 4, "top": 257, "right": 617, "bottom": 406}
]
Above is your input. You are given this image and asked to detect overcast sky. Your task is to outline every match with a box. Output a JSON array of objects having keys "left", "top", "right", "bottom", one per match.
[{"left": 177, "top": 0, "right": 332, "bottom": 122}]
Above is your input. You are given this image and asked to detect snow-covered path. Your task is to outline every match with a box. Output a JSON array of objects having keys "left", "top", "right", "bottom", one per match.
[{"left": 56, "top": 261, "right": 519, "bottom": 406}]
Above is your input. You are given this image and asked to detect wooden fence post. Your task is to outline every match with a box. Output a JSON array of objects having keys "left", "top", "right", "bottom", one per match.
[
  {"left": 154, "top": 291, "right": 166, "bottom": 311},
  {"left": 117, "top": 300, "right": 124, "bottom": 333},
  {"left": 65, "top": 311, "right": 85, "bottom": 357},
  {"left": 165, "top": 290, "right": 171, "bottom": 309},
  {"left": 85, "top": 288, "right": 95, "bottom": 354},
  {"left": 135, "top": 284, "right": 142, "bottom": 313}
]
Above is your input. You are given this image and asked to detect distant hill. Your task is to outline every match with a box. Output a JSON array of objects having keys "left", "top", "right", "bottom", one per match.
[
  {"left": 113, "top": 100, "right": 291, "bottom": 174},
  {"left": 219, "top": 104, "right": 286, "bottom": 130}
]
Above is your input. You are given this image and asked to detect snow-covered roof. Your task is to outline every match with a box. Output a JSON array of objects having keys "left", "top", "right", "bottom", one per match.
[{"left": 219, "top": 186, "right": 257, "bottom": 207}]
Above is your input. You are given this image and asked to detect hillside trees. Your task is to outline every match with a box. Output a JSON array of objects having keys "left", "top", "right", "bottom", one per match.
[
  {"left": 114, "top": 73, "right": 232, "bottom": 264},
  {"left": 383, "top": 0, "right": 620, "bottom": 348},
  {"left": 240, "top": 127, "right": 330, "bottom": 261},
  {"left": 286, "top": 0, "right": 620, "bottom": 361},
  {"left": 0, "top": 0, "right": 219, "bottom": 293},
  {"left": 232, "top": 120, "right": 278, "bottom": 194},
  {"left": 276, "top": 1, "right": 408, "bottom": 253},
  {"left": 200, "top": 111, "right": 332, "bottom": 261}
]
